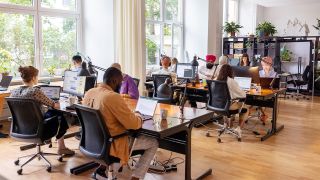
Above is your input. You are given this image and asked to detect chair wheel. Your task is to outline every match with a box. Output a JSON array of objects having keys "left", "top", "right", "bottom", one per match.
[
  {"left": 238, "top": 138, "right": 242, "bottom": 142},
  {"left": 17, "top": 169, "right": 22, "bottom": 175},
  {"left": 49, "top": 144, "right": 52, "bottom": 148},
  {"left": 46, "top": 167, "right": 51, "bottom": 172},
  {"left": 262, "top": 122, "right": 266, "bottom": 126},
  {"left": 296, "top": 98, "right": 299, "bottom": 101},
  {"left": 206, "top": 132, "right": 210, "bottom": 137},
  {"left": 14, "top": 160, "right": 19, "bottom": 165},
  {"left": 58, "top": 157, "right": 63, "bottom": 162},
  {"left": 217, "top": 138, "right": 222, "bottom": 143},
  {"left": 91, "top": 172, "right": 97, "bottom": 180},
  {"left": 245, "top": 120, "right": 248, "bottom": 124}
]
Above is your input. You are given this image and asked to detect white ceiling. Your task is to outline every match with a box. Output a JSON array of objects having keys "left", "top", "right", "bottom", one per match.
[{"left": 253, "top": 0, "right": 320, "bottom": 7}]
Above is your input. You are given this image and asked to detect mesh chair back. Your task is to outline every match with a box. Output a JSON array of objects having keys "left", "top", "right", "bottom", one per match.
[
  {"left": 85, "top": 76, "right": 97, "bottom": 91},
  {"left": 302, "top": 65, "right": 310, "bottom": 82},
  {"left": 206, "top": 80, "right": 232, "bottom": 115},
  {"left": 6, "top": 97, "right": 44, "bottom": 142},
  {"left": 75, "top": 104, "right": 112, "bottom": 161},
  {"left": 132, "top": 78, "right": 140, "bottom": 87}
]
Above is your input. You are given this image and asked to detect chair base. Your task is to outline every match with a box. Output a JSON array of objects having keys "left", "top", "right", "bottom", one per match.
[
  {"left": 214, "top": 117, "right": 242, "bottom": 143},
  {"left": 15, "top": 144, "right": 63, "bottom": 175}
]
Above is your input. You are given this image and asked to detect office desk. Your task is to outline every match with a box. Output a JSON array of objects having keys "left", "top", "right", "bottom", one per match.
[
  {"left": 62, "top": 98, "right": 214, "bottom": 180},
  {"left": 183, "top": 83, "right": 286, "bottom": 141}
]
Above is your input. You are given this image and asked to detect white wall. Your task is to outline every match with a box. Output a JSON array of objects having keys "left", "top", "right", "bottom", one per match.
[
  {"left": 239, "top": 0, "right": 257, "bottom": 35},
  {"left": 184, "top": 0, "right": 223, "bottom": 65},
  {"left": 184, "top": 0, "right": 209, "bottom": 62},
  {"left": 82, "top": 0, "right": 115, "bottom": 81},
  {"left": 263, "top": 2, "right": 320, "bottom": 36}
]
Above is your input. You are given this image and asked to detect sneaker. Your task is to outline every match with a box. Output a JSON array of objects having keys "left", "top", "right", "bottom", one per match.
[
  {"left": 234, "top": 126, "right": 242, "bottom": 138},
  {"left": 58, "top": 148, "right": 75, "bottom": 156}
]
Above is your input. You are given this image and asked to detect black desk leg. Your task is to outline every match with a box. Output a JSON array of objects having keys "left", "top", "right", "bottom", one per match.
[{"left": 261, "top": 94, "right": 284, "bottom": 141}]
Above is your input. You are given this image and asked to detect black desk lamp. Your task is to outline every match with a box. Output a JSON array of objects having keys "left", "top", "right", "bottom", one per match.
[{"left": 157, "top": 78, "right": 172, "bottom": 98}]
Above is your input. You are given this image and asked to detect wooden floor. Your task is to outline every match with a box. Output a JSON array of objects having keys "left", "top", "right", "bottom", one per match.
[{"left": 1, "top": 97, "right": 320, "bottom": 180}]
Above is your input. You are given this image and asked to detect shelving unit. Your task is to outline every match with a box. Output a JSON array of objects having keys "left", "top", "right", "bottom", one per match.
[{"left": 223, "top": 36, "right": 320, "bottom": 96}]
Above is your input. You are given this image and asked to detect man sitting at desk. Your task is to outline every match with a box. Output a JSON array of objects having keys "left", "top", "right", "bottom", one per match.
[
  {"left": 198, "top": 54, "right": 216, "bottom": 79},
  {"left": 153, "top": 56, "right": 175, "bottom": 76},
  {"left": 83, "top": 67, "right": 158, "bottom": 180},
  {"left": 72, "top": 55, "right": 91, "bottom": 76}
]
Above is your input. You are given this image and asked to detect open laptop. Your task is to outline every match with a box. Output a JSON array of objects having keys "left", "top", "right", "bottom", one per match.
[
  {"left": 135, "top": 97, "right": 158, "bottom": 121},
  {"left": 39, "top": 86, "right": 61, "bottom": 101},
  {"left": 0, "top": 76, "right": 13, "bottom": 91},
  {"left": 234, "top": 77, "right": 252, "bottom": 91},
  {"left": 260, "top": 77, "right": 280, "bottom": 89}
]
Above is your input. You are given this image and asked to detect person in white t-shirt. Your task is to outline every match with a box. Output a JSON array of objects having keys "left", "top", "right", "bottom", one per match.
[
  {"left": 216, "top": 64, "right": 249, "bottom": 136},
  {"left": 213, "top": 55, "right": 229, "bottom": 78},
  {"left": 153, "top": 56, "right": 174, "bottom": 76}
]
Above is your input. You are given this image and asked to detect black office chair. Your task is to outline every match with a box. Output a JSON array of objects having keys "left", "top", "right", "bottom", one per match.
[
  {"left": 206, "top": 80, "right": 247, "bottom": 142},
  {"left": 132, "top": 78, "right": 140, "bottom": 87},
  {"left": 152, "top": 74, "right": 173, "bottom": 104},
  {"left": 287, "top": 65, "right": 311, "bottom": 100},
  {"left": 75, "top": 104, "right": 130, "bottom": 179},
  {"left": 85, "top": 76, "right": 97, "bottom": 91},
  {"left": 6, "top": 97, "right": 63, "bottom": 175}
]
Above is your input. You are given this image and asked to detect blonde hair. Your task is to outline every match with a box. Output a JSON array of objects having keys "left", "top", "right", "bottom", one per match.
[
  {"left": 219, "top": 55, "right": 228, "bottom": 65},
  {"left": 111, "top": 63, "right": 122, "bottom": 72}
]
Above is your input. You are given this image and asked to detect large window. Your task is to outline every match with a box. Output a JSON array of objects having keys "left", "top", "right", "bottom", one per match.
[
  {"left": 0, "top": 0, "right": 80, "bottom": 76},
  {"left": 145, "top": 0, "right": 183, "bottom": 68}
]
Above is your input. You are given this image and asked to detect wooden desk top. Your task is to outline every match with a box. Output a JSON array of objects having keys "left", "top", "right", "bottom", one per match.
[{"left": 185, "top": 83, "right": 286, "bottom": 98}]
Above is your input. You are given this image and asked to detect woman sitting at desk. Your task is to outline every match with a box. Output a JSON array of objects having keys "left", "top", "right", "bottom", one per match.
[
  {"left": 216, "top": 64, "right": 249, "bottom": 136},
  {"left": 240, "top": 53, "right": 250, "bottom": 66},
  {"left": 213, "top": 55, "right": 228, "bottom": 78},
  {"left": 10, "top": 66, "right": 75, "bottom": 156},
  {"left": 259, "top": 56, "right": 276, "bottom": 77}
]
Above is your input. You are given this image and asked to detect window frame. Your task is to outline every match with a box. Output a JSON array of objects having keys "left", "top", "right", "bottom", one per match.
[
  {"left": 0, "top": 0, "right": 81, "bottom": 76},
  {"left": 145, "top": 0, "right": 184, "bottom": 67}
]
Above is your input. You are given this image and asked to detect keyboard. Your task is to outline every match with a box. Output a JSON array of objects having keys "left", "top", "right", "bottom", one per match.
[
  {"left": 66, "top": 104, "right": 76, "bottom": 110},
  {"left": 140, "top": 114, "right": 153, "bottom": 121},
  {"left": 0, "top": 87, "right": 8, "bottom": 91}
]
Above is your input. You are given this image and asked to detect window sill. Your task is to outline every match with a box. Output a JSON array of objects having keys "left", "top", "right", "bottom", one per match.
[{"left": 10, "top": 76, "right": 63, "bottom": 86}]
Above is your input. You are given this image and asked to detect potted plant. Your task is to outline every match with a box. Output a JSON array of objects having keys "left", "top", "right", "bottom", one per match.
[
  {"left": 0, "top": 48, "right": 13, "bottom": 76},
  {"left": 312, "top": 18, "right": 320, "bottom": 35},
  {"left": 256, "top": 21, "right": 277, "bottom": 37},
  {"left": 223, "top": 21, "right": 243, "bottom": 37},
  {"left": 280, "top": 46, "right": 293, "bottom": 62}
]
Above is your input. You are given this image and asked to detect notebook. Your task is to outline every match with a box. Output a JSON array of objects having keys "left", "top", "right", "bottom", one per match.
[
  {"left": 234, "top": 77, "right": 252, "bottom": 91},
  {"left": 135, "top": 97, "right": 158, "bottom": 121}
]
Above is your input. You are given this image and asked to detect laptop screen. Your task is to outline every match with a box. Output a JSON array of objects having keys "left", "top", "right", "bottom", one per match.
[
  {"left": 135, "top": 98, "right": 158, "bottom": 116},
  {"left": 0, "top": 76, "right": 13, "bottom": 88},
  {"left": 234, "top": 77, "right": 252, "bottom": 90},
  {"left": 40, "top": 86, "right": 61, "bottom": 100}
]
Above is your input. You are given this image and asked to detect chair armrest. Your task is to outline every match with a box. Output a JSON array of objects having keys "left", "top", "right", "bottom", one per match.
[{"left": 110, "top": 131, "right": 131, "bottom": 141}]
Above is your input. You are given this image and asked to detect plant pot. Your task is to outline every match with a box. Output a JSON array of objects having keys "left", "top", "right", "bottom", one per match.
[{"left": 230, "top": 32, "right": 236, "bottom": 37}]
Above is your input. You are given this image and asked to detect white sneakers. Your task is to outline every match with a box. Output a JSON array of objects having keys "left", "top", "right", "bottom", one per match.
[{"left": 234, "top": 126, "right": 242, "bottom": 138}]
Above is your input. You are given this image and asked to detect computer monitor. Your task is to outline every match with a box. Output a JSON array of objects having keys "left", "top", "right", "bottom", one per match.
[
  {"left": 63, "top": 71, "right": 86, "bottom": 97},
  {"left": 232, "top": 66, "right": 260, "bottom": 84},
  {"left": 176, "top": 63, "right": 193, "bottom": 79}
]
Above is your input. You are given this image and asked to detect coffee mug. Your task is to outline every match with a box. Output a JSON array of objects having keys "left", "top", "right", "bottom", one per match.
[
  {"left": 160, "top": 109, "right": 168, "bottom": 120},
  {"left": 256, "top": 86, "right": 262, "bottom": 93},
  {"left": 69, "top": 96, "right": 76, "bottom": 105}
]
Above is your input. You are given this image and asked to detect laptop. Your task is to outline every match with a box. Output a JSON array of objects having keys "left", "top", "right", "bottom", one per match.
[
  {"left": 234, "top": 77, "right": 252, "bottom": 91},
  {"left": 40, "top": 86, "right": 61, "bottom": 101},
  {"left": 0, "top": 76, "right": 13, "bottom": 91},
  {"left": 260, "top": 77, "right": 280, "bottom": 89},
  {"left": 135, "top": 97, "right": 158, "bottom": 121}
]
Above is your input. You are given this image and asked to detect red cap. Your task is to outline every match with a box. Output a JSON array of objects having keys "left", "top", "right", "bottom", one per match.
[{"left": 206, "top": 54, "right": 216, "bottom": 63}]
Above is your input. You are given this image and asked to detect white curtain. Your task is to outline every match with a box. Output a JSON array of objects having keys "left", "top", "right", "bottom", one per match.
[{"left": 115, "top": 0, "right": 146, "bottom": 93}]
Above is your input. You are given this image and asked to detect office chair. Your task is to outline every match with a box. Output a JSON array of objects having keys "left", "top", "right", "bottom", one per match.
[
  {"left": 6, "top": 98, "right": 63, "bottom": 175},
  {"left": 206, "top": 80, "right": 247, "bottom": 142},
  {"left": 287, "top": 65, "right": 311, "bottom": 100},
  {"left": 152, "top": 74, "right": 173, "bottom": 104},
  {"left": 75, "top": 104, "right": 131, "bottom": 179},
  {"left": 132, "top": 78, "right": 140, "bottom": 87}
]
